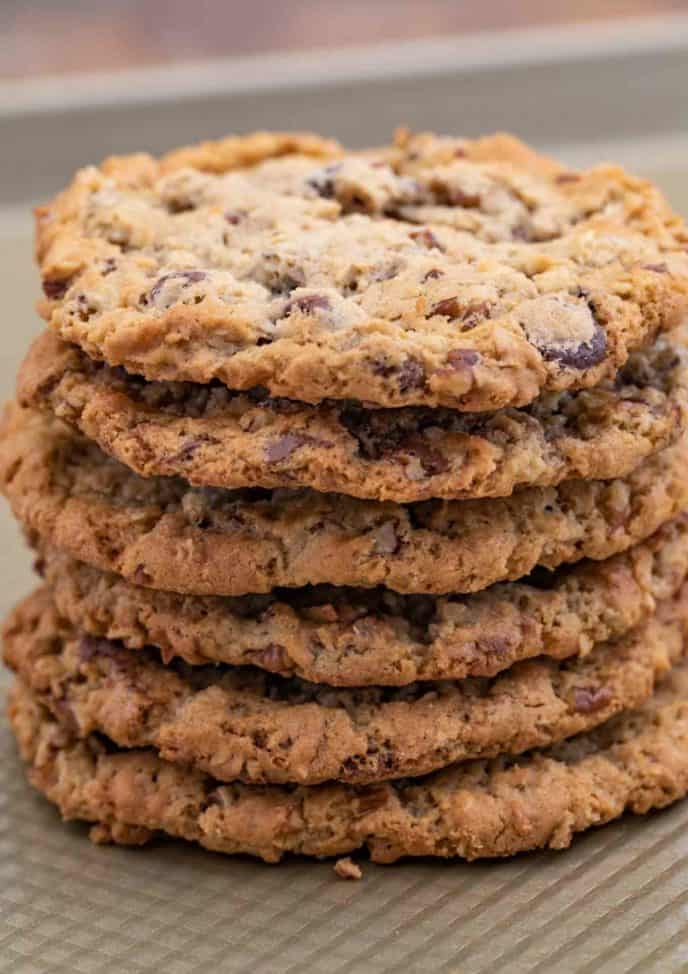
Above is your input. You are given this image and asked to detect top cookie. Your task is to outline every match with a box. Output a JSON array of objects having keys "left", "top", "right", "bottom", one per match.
[{"left": 36, "top": 129, "right": 688, "bottom": 410}]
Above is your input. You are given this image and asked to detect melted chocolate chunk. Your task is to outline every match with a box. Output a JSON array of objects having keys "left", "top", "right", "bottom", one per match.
[
  {"left": 259, "top": 644, "right": 290, "bottom": 672},
  {"left": 167, "top": 434, "right": 221, "bottom": 464},
  {"left": 373, "top": 521, "right": 401, "bottom": 555},
  {"left": 264, "top": 434, "right": 309, "bottom": 464},
  {"left": 401, "top": 435, "right": 450, "bottom": 475},
  {"left": 430, "top": 298, "right": 491, "bottom": 328},
  {"left": 573, "top": 686, "right": 613, "bottom": 713},
  {"left": 148, "top": 270, "right": 206, "bottom": 304},
  {"left": 511, "top": 223, "right": 532, "bottom": 241},
  {"left": 397, "top": 359, "right": 426, "bottom": 392},
  {"left": 284, "top": 294, "right": 331, "bottom": 316},
  {"left": 341, "top": 406, "right": 449, "bottom": 476},
  {"left": 430, "top": 297, "right": 462, "bottom": 319},
  {"left": 540, "top": 325, "right": 608, "bottom": 370},
  {"left": 446, "top": 348, "right": 480, "bottom": 370},
  {"left": 423, "top": 268, "right": 444, "bottom": 282},
  {"left": 42, "top": 278, "right": 70, "bottom": 300}
]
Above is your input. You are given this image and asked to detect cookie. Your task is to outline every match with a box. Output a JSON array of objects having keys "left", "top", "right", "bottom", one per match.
[
  {"left": 39, "top": 515, "right": 688, "bottom": 686},
  {"left": 6, "top": 585, "right": 687, "bottom": 785},
  {"left": 10, "top": 663, "right": 688, "bottom": 862},
  {"left": 36, "top": 129, "right": 688, "bottom": 411},
  {"left": 2, "top": 404, "right": 687, "bottom": 597},
  {"left": 19, "top": 329, "right": 688, "bottom": 503}
]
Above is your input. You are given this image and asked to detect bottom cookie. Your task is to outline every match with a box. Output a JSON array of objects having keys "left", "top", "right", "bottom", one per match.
[{"left": 9, "top": 670, "right": 688, "bottom": 864}]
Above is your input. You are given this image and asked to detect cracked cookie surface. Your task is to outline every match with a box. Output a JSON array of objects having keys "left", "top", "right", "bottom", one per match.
[
  {"left": 36, "top": 129, "right": 688, "bottom": 410},
  {"left": 19, "top": 329, "right": 688, "bottom": 502},
  {"left": 10, "top": 662, "right": 688, "bottom": 862},
  {"left": 6, "top": 586, "right": 688, "bottom": 785},
  {"left": 1, "top": 404, "right": 687, "bottom": 597},
  {"left": 38, "top": 516, "right": 688, "bottom": 686}
]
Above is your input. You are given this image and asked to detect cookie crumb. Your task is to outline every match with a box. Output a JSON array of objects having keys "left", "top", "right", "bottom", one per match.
[{"left": 334, "top": 857, "right": 362, "bottom": 880}]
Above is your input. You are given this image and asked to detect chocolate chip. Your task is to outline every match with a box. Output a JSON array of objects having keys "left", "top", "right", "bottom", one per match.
[
  {"left": 371, "top": 357, "right": 426, "bottom": 393},
  {"left": 133, "top": 565, "right": 152, "bottom": 586},
  {"left": 224, "top": 209, "right": 245, "bottom": 225},
  {"left": 519, "top": 295, "right": 608, "bottom": 370},
  {"left": 402, "top": 435, "right": 449, "bottom": 476},
  {"left": 265, "top": 433, "right": 309, "bottom": 463},
  {"left": 397, "top": 359, "right": 426, "bottom": 393},
  {"left": 461, "top": 302, "right": 492, "bottom": 329},
  {"left": 307, "top": 163, "right": 341, "bottom": 199},
  {"left": 373, "top": 521, "right": 400, "bottom": 555},
  {"left": 430, "top": 296, "right": 463, "bottom": 318},
  {"left": 642, "top": 262, "right": 668, "bottom": 273},
  {"left": 409, "top": 228, "right": 444, "bottom": 251},
  {"left": 555, "top": 172, "right": 581, "bottom": 183},
  {"left": 446, "top": 348, "right": 480, "bottom": 370},
  {"left": 102, "top": 258, "right": 117, "bottom": 276},
  {"left": 423, "top": 268, "right": 444, "bottom": 282},
  {"left": 429, "top": 298, "right": 490, "bottom": 327},
  {"left": 167, "top": 434, "right": 221, "bottom": 464},
  {"left": 42, "top": 278, "right": 70, "bottom": 300},
  {"left": 148, "top": 270, "right": 206, "bottom": 304},
  {"left": 541, "top": 325, "right": 607, "bottom": 369},
  {"left": 573, "top": 686, "right": 613, "bottom": 713},
  {"left": 341, "top": 406, "right": 449, "bottom": 476},
  {"left": 260, "top": 643, "right": 289, "bottom": 672},
  {"left": 340, "top": 407, "right": 391, "bottom": 460},
  {"left": 284, "top": 294, "right": 331, "bottom": 316},
  {"left": 372, "top": 359, "right": 396, "bottom": 380},
  {"left": 166, "top": 198, "right": 196, "bottom": 214},
  {"left": 511, "top": 223, "right": 532, "bottom": 241}
]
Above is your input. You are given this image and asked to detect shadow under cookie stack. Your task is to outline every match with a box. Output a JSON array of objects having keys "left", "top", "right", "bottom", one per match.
[{"left": 3, "top": 129, "right": 688, "bottom": 871}]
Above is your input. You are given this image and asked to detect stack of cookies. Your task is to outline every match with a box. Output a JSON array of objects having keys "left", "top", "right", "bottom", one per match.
[{"left": 3, "top": 129, "right": 688, "bottom": 868}]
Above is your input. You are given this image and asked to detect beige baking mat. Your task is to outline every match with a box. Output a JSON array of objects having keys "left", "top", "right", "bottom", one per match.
[
  {"left": 3, "top": 184, "right": 688, "bottom": 972},
  {"left": 2, "top": 711, "right": 688, "bottom": 974}
]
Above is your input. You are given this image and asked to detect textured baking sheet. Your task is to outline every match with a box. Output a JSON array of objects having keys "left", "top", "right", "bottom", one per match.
[
  {"left": 2, "top": 163, "right": 688, "bottom": 974},
  {"left": 2, "top": 728, "right": 688, "bottom": 974}
]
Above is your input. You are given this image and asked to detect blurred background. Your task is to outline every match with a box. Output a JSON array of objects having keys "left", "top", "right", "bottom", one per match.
[
  {"left": 2, "top": 1, "right": 688, "bottom": 202},
  {"left": 4, "top": 0, "right": 686, "bottom": 77}
]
